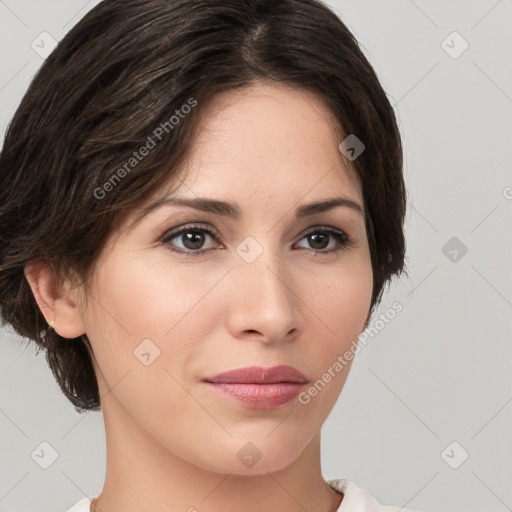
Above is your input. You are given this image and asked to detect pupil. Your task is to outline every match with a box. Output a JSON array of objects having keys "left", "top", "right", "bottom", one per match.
[
  {"left": 309, "top": 233, "right": 328, "bottom": 249},
  {"left": 184, "top": 231, "right": 204, "bottom": 250}
]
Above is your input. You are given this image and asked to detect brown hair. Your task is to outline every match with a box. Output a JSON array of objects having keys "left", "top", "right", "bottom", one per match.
[{"left": 0, "top": 0, "right": 407, "bottom": 412}]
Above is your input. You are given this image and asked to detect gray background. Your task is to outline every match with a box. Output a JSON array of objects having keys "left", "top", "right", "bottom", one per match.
[{"left": 0, "top": 1, "right": 511, "bottom": 511}]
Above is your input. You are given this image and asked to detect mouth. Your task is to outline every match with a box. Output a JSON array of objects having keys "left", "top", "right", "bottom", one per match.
[{"left": 202, "top": 365, "right": 308, "bottom": 409}]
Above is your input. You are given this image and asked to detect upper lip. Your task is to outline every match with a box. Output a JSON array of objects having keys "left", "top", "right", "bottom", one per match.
[{"left": 203, "top": 365, "right": 308, "bottom": 384}]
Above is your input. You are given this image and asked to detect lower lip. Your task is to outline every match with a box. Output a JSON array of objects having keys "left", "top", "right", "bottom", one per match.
[{"left": 204, "top": 382, "right": 306, "bottom": 409}]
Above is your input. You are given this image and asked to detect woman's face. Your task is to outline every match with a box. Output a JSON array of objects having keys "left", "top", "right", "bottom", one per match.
[{"left": 79, "top": 81, "right": 373, "bottom": 474}]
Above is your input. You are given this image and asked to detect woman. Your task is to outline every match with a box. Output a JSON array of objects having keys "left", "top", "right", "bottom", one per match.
[{"left": 0, "top": 0, "right": 421, "bottom": 511}]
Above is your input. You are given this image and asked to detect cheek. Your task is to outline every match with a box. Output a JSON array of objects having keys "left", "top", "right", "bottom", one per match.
[
  {"left": 86, "top": 251, "right": 226, "bottom": 365},
  {"left": 302, "top": 257, "right": 373, "bottom": 340},
  {"left": 83, "top": 252, "right": 223, "bottom": 416},
  {"left": 293, "top": 259, "right": 372, "bottom": 411},
  {"left": 98, "top": 251, "right": 198, "bottom": 324}
]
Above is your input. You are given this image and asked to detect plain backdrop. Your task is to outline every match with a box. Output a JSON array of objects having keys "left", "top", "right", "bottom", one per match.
[{"left": 0, "top": 1, "right": 511, "bottom": 511}]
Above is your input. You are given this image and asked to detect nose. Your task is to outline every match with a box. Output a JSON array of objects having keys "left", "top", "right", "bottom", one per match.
[{"left": 226, "top": 248, "right": 305, "bottom": 344}]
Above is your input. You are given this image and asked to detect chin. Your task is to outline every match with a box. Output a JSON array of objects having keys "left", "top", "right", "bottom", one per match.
[{"left": 187, "top": 436, "right": 308, "bottom": 476}]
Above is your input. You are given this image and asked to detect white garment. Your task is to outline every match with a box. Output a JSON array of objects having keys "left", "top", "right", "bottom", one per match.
[
  {"left": 328, "top": 478, "right": 425, "bottom": 511},
  {"left": 65, "top": 478, "right": 426, "bottom": 512}
]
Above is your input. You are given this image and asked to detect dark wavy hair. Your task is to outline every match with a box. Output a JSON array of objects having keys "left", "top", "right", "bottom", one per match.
[{"left": 0, "top": 0, "right": 407, "bottom": 412}]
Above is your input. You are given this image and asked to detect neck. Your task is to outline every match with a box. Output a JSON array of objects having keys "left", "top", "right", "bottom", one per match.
[{"left": 91, "top": 396, "right": 343, "bottom": 512}]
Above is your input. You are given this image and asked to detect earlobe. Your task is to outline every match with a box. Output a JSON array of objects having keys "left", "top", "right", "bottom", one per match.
[{"left": 23, "top": 259, "right": 86, "bottom": 339}]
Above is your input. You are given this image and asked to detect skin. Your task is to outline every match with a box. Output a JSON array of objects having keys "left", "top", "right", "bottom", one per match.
[{"left": 25, "top": 80, "right": 373, "bottom": 512}]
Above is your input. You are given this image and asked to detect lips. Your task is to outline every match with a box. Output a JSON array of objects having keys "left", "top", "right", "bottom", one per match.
[
  {"left": 203, "top": 365, "right": 308, "bottom": 384},
  {"left": 202, "top": 365, "right": 308, "bottom": 409}
]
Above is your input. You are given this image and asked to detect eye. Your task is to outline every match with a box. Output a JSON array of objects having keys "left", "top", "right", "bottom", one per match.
[
  {"left": 295, "top": 226, "right": 354, "bottom": 253},
  {"left": 160, "top": 224, "right": 354, "bottom": 256},
  {"left": 161, "top": 223, "right": 221, "bottom": 255}
]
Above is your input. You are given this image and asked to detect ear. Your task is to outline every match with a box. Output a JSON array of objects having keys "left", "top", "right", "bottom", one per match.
[{"left": 24, "top": 259, "right": 86, "bottom": 339}]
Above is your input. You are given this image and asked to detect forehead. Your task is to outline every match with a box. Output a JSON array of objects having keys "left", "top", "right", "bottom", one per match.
[
  {"left": 114, "top": 80, "right": 365, "bottom": 239},
  {"left": 170, "top": 81, "right": 362, "bottom": 198}
]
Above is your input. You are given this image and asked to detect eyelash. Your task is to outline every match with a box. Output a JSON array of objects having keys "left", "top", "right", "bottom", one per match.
[{"left": 159, "top": 223, "right": 355, "bottom": 257}]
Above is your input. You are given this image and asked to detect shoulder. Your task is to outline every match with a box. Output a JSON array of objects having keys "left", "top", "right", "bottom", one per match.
[
  {"left": 64, "top": 497, "right": 92, "bottom": 512},
  {"left": 327, "top": 478, "right": 428, "bottom": 512}
]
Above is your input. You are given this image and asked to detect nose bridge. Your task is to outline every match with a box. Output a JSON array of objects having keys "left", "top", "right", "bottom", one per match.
[{"left": 229, "top": 234, "right": 302, "bottom": 340}]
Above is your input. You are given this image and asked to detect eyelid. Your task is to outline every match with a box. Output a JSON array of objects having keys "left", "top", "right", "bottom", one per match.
[
  {"left": 294, "top": 225, "right": 354, "bottom": 251},
  {"left": 159, "top": 222, "right": 221, "bottom": 245},
  {"left": 159, "top": 221, "right": 355, "bottom": 256}
]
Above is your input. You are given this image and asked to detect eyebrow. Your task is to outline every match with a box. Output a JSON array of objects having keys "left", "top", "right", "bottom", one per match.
[{"left": 131, "top": 194, "right": 365, "bottom": 226}]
